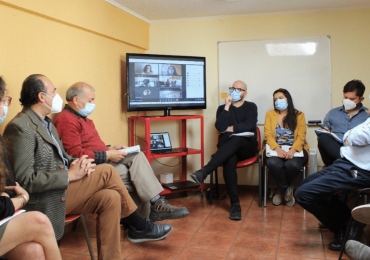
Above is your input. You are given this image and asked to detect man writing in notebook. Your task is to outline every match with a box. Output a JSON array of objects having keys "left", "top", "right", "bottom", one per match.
[
  {"left": 317, "top": 80, "right": 368, "bottom": 167},
  {"left": 54, "top": 82, "right": 188, "bottom": 221}
]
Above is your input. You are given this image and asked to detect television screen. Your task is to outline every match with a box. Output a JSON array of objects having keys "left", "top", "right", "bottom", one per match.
[{"left": 126, "top": 53, "right": 206, "bottom": 115}]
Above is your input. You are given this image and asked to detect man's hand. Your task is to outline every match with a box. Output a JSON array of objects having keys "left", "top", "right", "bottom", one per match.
[
  {"left": 274, "top": 147, "right": 287, "bottom": 158},
  {"left": 285, "top": 148, "right": 297, "bottom": 160},
  {"left": 226, "top": 126, "right": 234, "bottom": 132},
  {"left": 68, "top": 155, "right": 96, "bottom": 182},
  {"left": 225, "top": 96, "right": 232, "bottom": 111},
  {"left": 106, "top": 150, "right": 127, "bottom": 163},
  {"left": 322, "top": 127, "right": 330, "bottom": 132},
  {"left": 112, "top": 144, "right": 128, "bottom": 150}
]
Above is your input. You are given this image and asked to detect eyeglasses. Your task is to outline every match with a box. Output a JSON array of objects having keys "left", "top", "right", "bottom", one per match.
[
  {"left": 1, "top": 96, "right": 12, "bottom": 106},
  {"left": 229, "top": 87, "right": 246, "bottom": 92}
]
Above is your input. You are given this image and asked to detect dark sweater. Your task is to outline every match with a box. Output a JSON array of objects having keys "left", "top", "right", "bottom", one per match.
[
  {"left": 0, "top": 135, "right": 16, "bottom": 219},
  {"left": 215, "top": 101, "right": 258, "bottom": 143}
]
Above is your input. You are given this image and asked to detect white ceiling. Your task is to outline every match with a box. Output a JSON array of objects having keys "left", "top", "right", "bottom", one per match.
[{"left": 105, "top": 0, "right": 370, "bottom": 23}]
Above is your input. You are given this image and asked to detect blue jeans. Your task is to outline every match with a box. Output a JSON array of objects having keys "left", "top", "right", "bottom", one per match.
[{"left": 295, "top": 158, "right": 370, "bottom": 232}]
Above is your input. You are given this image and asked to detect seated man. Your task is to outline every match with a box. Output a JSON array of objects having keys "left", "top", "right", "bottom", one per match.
[
  {"left": 54, "top": 82, "right": 188, "bottom": 221},
  {"left": 191, "top": 80, "right": 258, "bottom": 220},
  {"left": 318, "top": 80, "right": 368, "bottom": 166},
  {"left": 3, "top": 74, "right": 172, "bottom": 260},
  {"left": 296, "top": 109, "right": 370, "bottom": 251}
]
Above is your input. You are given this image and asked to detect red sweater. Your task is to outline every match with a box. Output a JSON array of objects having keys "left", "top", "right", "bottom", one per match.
[{"left": 54, "top": 106, "right": 108, "bottom": 160}]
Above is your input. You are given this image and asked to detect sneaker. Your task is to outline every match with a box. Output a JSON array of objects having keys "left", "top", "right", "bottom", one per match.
[
  {"left": 127, "top": 218, "right": 173, "bottom": 243},
  {"left": 272, "top": 189, "right": 283, "bottom": 206},
  {"left": 285, "top": 195, "right": 296, "bottom": 207},
  {"left": 190, "top": 170, "right": 206, "bottom": 185},
  {"left": 284, "top": 186, "right": 294, "bottom": 202},
  {"left": 352, "top": 204, "right": 370, "bottom": 225},
  {"left": 229, "top": 203, "right": 242, "bottom": 220},
  {"left": 149, "top": 196, "right": 189, "bottom": 221}
]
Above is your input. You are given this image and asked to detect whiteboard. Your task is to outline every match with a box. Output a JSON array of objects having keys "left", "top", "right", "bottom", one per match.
[{"left": 218, "top": 36, "right": 331, "bottom": 124}]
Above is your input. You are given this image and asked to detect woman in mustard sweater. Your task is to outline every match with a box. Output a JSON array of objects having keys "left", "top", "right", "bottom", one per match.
[{"left": 263, "top": 88, "right": 309, "bottom": 207}]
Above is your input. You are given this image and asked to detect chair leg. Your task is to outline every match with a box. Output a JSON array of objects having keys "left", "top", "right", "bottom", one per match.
[
  {"left": 264, "top": 166, "right": 268, "bottom": 207},
  {"left": 80, "top": 214, "right": 95, "bottom": 260},
  {"left": 72, "top": 217, "right": 79, "bottom": 231},
  {"left": 258, "top": 160, "right": 262, "bottom": 207},
  {"left": 209, "top": 170, "right": 214, "bottom": 205},
  {"left": 215, "top": 168, "right": 219, "bottom": 198}
]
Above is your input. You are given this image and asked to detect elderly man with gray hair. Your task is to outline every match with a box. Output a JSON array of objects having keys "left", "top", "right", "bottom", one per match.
[{"left": 54, "top": 82, "right": 189, "bottom": 222}]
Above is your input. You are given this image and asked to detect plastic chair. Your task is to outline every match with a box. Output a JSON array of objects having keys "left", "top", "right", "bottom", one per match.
[
  {"left": 63, "top": 214, "right": 95, "bottom": 260},
  {"left": 209, "top": 127, "right": 262, "bottom": 207},
  {"left": 263, "top": 165, "right": 306, "bottom": 207}
]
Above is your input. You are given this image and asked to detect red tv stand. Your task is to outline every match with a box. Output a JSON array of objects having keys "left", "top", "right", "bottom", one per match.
[{"left": 129, "top": 115, "right": 204, "bottom": 195}]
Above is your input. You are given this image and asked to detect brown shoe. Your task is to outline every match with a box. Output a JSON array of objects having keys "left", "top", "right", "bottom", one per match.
[{"left": 149, "top": 197, "right": 189, "bottom": 221}]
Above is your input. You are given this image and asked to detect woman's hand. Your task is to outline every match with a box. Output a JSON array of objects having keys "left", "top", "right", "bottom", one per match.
[
  {"left": 5, "top": 182, "right": 29, "bottom": 201},
  {"left": 274, "top": 147, "right": 287, "bottom": 158},
  {"left": 285, "top": 148, "right": 297, "bottom": 159}
]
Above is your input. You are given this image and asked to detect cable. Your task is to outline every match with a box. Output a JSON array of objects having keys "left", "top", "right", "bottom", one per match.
[{"left": 125, "top": 111, "right": 182, "bottom": 168}]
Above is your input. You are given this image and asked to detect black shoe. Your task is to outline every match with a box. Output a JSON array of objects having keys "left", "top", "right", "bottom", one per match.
[
  {"left": 149, "top": 196, "right": 189, "bottom": 221},
  {"left": 328, "top": 220, "right": 365, "bottom": 251},
  {"left": 127, "top": 218, "right": 173, "bottom": 243},
  {"left": 190, "top": 170, "right": 206, "bottom": 185},
  {"left": 329, "top": 227, "right": 345, "bottom": 251},
  {"left": 229, "top": 203, "right": 242, "bottom": 221}
]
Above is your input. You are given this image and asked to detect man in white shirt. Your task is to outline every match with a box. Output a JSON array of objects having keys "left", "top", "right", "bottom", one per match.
[{"left": 296, "top": 114, "right": 370, "bottom": 252}]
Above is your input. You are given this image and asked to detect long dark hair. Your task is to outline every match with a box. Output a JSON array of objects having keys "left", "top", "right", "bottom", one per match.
[
  {"left": 0, "top": 76, "right": 9, "bottom": 193},
  {"left": 273, "top": 88, "right": 300, "bottom": 130}
]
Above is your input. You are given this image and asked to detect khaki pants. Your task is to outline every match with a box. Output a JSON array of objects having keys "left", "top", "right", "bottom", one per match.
[
  {"left": 66, "top": 163, "right": 137, "bottom": 260},
  {"left": 109, "top": 152, "right": 164, "bottom": 203}
]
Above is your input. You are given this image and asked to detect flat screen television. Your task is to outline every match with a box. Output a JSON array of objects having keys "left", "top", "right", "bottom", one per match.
[{"left": 126, "top": 53, "right": 206, "bottom": 116}]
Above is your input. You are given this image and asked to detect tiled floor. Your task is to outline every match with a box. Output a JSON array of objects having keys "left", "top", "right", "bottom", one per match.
[{"left": 59, "top": 186, "right": 370, "bottom": 260}]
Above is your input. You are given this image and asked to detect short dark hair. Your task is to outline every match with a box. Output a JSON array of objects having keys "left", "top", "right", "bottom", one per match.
[
  {"left": 0, "top": 76, "right": 6, "bottom": 98},
  {"left": 20, "top": 74, "right": 46, "bottom": 107},
  {"left": 343, "top": 80, "right": 365, "bottom": 97}
]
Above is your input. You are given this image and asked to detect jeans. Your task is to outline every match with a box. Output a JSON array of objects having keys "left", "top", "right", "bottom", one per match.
[
  {"left": 295, "top": 158, "right": 370, "bottom": 233},
  {"left": 318, "top": 134, "right": 342, "bottom": 166},
  {"left": 264, "top": 149, "right": 308, "bottom": 194},
  {"left": 202, "top": 136, "right": 257, "bottom": 204}
]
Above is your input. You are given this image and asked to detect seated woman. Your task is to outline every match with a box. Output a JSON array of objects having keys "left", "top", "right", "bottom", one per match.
[
  {"left": 263, "top": 88, "right": 309, "bottom": 207},
  {"left": 0, "top": 76, "right": 61, "bottom": 260}
]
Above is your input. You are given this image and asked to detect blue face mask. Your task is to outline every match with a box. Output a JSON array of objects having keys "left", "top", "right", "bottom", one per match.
[
  {"left": 275, "top": 99, "right": 288, "bottom": 110},
  {"left": 78, "top": 99, "right": 96, "bottom": 117},
  {"left": 0, "top": 104, "right": 8, "bottom": 124},
  {"left": 230, "top": 90, "right": 242, "bottom": 102}
]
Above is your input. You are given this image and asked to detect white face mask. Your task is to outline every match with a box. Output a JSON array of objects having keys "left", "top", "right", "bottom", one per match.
[
  {"left": 43, "top": 93, "right": 64, "bottom": 113},
  {"left": 342, "top": 98, "right": 359, "bottom": 111}
]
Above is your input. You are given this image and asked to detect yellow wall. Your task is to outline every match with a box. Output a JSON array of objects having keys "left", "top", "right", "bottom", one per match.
[
  {"left": 148, "top": 9, "right": 370, "bottom": 184},
  {"left": 0, "top": 0, "right": 149, "bottom": 146}
]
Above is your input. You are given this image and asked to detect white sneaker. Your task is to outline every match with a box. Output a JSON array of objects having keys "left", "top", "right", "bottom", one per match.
[{"left": 272, "top": 189, "right": 283, "bottom": 206}]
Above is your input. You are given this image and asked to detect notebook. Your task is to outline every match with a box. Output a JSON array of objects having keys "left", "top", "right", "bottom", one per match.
[{"left": 150, "top": 132, "right": 181, "bottom": 154}]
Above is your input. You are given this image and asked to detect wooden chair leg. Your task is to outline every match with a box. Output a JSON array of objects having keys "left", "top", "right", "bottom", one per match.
[{"left": 80, "top": 214, "right": 95, "bottom": 260}]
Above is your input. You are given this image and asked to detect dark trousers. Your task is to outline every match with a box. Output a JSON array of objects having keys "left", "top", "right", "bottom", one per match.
[
  {"left": 264, "top": 149, "right": 308, "bottom": 194},
  {"left": 318, "top": 134, "right": 342, "bottom": 166},
  {"left": 202, "top": 136, "right": 257, "bottom": 204},
  {"left": 295, "top": 158, "right": 370, "bottom": 233}
]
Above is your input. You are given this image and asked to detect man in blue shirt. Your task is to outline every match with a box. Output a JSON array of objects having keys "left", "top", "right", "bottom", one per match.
[
  {"left": 296, "top": 113, "right": 370, "bottom": 251},
  {"left": 318, "top": 80, "right": 368, "bottom": 166}
]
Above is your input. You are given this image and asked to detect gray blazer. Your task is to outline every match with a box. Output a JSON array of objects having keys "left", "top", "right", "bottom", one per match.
[{"left": 3, "top": 107, "right": 73, "bottom": 240}]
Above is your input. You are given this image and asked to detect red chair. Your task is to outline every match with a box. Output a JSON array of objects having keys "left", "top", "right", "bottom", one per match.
[{"left": 209, "top": 127, "right": 262, "bottom": 207}]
